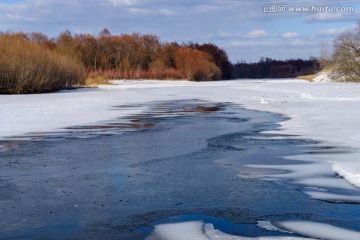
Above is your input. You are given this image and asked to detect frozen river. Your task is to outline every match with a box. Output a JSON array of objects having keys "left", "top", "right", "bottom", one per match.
[
  {"left": 1, "top": 79, "right": 360, "bottom": 239},
  {"left": 0, "top": 98, "right": 360, "bottom": 239}
]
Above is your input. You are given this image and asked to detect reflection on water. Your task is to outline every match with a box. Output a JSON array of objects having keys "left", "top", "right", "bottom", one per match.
[{"left": 0, "top": 100, "right": 227, "bottom": 146}]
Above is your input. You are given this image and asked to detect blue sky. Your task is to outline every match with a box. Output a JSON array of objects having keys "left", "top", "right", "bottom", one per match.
[{"left": 0, "top": 0, "right": 359, "bottom": 62}]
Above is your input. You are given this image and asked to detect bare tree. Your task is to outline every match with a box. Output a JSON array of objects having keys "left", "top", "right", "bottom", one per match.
[
  {"left": 332, "top": 23, "right": 360, "bottom": 82},
  {"left": 319, "top": 41, "right": 332, "bottom": 68}
]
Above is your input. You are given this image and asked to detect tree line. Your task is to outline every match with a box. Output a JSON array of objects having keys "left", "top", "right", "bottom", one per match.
[
  {"left": 232, "top": 57, "right": 320, "bottom": 79},
  {"left": 0, "top": 28, "right": 235, "bottom": 93},
  {"left": 4, "top": 27, "right": 345, "bottom": 94},
  {"left": 49, "top": 27, "right": 321, "bottom": 81},
  {"left": 16, "top": 28, "right": 232, "bottom": 81}
]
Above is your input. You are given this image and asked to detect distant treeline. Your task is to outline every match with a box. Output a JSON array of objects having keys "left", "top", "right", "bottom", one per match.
[{"left": 232, "top": 57, "right": 320, "bottom": 79}]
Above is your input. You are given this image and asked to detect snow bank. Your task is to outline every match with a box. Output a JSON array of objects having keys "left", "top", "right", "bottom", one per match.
[
  {"left": 148, "top": 221, "right": 208, "bottom": 240},
  {"left": 243, "top": 160, "right": 360, "bottom": 202},
  {"left": 256, "top": 221, "right": 286, "bottom": 233},
  {"left": 225, "top": 80, "right": 360, "bottom": 189},
  {"left": 311, "top": 67, "right": 348, "bottom": 83},
  {"left": 312, "top": 70, "right": 333, "bottom": 82},
  {"left": 147, "top": 221, "right": 313, "bottom": 240},
  {"left": 276, "top": 221, "right": 360, "bottom": 240},
  {"left": 303, "top": 191, "right": 360, "bottom": 203},
  {"left": 332, "top": 163, "right": 360, "bottom": 188},
  {"left": 296, "top": 177, "right": 357, "bottom": 191},
  {"left": 258, "top": 220, "right": 360, "bottom": 240}
]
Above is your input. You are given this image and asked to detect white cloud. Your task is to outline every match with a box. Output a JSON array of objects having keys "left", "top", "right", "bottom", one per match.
[
  {"left": 212, "top": 30, "right": 243, "bottom": 39},
  {"left": 158, "top": 8, "right": 176, "bottom": 16},
  {"left": 306, "top": 11, "right": 358, "bottom": 22},
  {"left": 217, "top": 30, "right": 231, "bottom": 38},
  {"left": 9, "top": 13, "right": 39, "bottom": 21},
  {"left": 246, "top": 30, "right": 268, "bottom": 38},
  {"left": 316, "top": 25, "right": 357, "bottom": 37},
  {"left": 281, "top": 32, "right": 300, "bottom": 39},
  {"left": 289, "top": 40, "right": 317, "bottom": 46},
  {"left": 106, "top": 0, "right": 141, "bottom": 6},
  {"left": 127, "top": 7, "right": 147, "bottom": 14},
  {"left": 308, "top": 12, "right": 343, "bottom": 22},
  {"left": 230, "top": 41, "right": 276, "bottom": 47},
  {"left": 190, "top": 4, "right": 226, "bottom": 13},
  {"left": 229, "top": 39, "right": 316, "bottom": 48},
  {"left": 317, "top": 28, "right": 344, "bottom": 37}
]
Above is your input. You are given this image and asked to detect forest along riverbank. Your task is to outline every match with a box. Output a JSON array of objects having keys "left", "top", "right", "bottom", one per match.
[{"left": 0, "top": 100, "right": 359, "bottom": 240}]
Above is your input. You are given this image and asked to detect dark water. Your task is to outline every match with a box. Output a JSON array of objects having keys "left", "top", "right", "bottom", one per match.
[{"left": 0, "top": 100, "right": 359, "bottom": 240}]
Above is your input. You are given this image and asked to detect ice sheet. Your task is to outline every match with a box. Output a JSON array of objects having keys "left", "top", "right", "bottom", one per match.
[
  {"left": 1, "top": 79, "right": 360, "bottom": 189},
  {"left": 245, "top": 162, "right": 333, "bottom": 179}
]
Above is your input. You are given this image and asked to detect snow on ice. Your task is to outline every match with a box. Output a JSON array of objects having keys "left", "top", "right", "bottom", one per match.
[
  {"left": 146, "top": 220, "right": 360, "bottom": 240},
  {"left": 147, "top": 221, "right": 314, "bottom": 240},
  {"left": 1, "top": 79, "right": 360, "bottom": 188},
  {"left": 2, "top": 79, "right": 360, "bottom": 239}
]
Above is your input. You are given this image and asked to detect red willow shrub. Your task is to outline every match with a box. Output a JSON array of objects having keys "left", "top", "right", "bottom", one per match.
[{"left": 175, "top": 47, "right": 221, "bottom": 81}]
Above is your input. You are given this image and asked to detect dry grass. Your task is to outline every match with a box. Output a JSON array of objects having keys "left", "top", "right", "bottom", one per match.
[
  {"left": 297, "top": 74, "right": 316, "bottom": 82},
  {"left": 84, "top": 76, "right": 112, "bottom": 86},
  {"left": 87, "top": 68, "right": 184, "bottom": 81},
  {"left": 0, "top": 35, "right": 85, "bottom": 94}
]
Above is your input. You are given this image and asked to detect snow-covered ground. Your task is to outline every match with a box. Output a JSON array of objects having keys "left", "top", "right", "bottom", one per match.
[
  {"left": 1, "top": 79, "right": 360, "bottom": 239},
  {"left": 312, "top": 70, "right": 333, "bottom": 82}
]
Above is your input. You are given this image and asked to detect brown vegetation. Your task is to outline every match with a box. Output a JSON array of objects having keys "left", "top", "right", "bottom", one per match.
[
  {"left": 332, "top": 24, "right": 360, "bottom": 82},
  {"left": 51, "top": 29, "right": 224, "bottom": 82},
  {"left": 87, "top": 68, "right": 183, "bottom": 81},
  {"left": 296, "top": 74, "right": 316, "bottom": 82},
  {"left": 175, "top": 47, "right": 221, "bottom": 81},
  {"left": 189, "top": 43, "right": 233, "bottom": 79},
  {"left": 1, "top": 29, "right": 230, "bottom": 94},
  {"left": 0, "top": 34, "right": 85, "bottom": 94},
  {"left": 310, "top": 22, "right": 360, "bottom": 83}
]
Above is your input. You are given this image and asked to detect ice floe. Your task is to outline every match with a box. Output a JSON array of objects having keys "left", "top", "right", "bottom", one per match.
[
  {"left": 147, "top": 221, "right": 314, "bottom": 240},
  {"left": 276, "top": 221, "right": 360, "bottom": 240}
]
